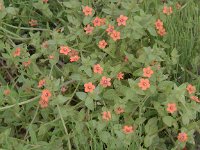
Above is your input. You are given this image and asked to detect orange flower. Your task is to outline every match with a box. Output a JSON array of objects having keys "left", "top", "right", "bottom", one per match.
[
  {"left": 4, "top": 89, "right": 11, "bottom": 96},
  {"left": 98, "top": 40, "right": 107, "bottom": 49},
  {"left": 70, "top": 55, "right": 80, "bottom": 62},
  {"left": 23, "top": 60, "right": 31, "bottom": 67},
  {"left": 68, "top": 49, "right": 79, "bottom": 57},
  {"left": 115, "top": 106, "right": 124, "bottom": 114},
  {"left": 59, "top": 46, "right": 71, "bottom": 55},
  {"left": 29, "top": 19, "right": 38, "bottom": 27},
  {"left": 143, "top": 66, "right": 154, "bottom": 78},
  {"left": 117, "top": 15, "right": 128, "bottom": 26},
  {"left": 155, "top": 19, "right": 163, "bottom": 30},
  {"left": 84, "top": 82, "right": 95, "bottom": 93},
  {"left": 13, "top": 47, "right": 21, "bottom": 57},
  {"left": 138, "top": 78, "right": 150, "bottom": 90},
  {"left": 100, "top": 76, "right": 111, "bottom": 87},
  {"left": 93, "top": 64, "right": 103, "bottom": 74},
  {"left": 177, "top": 132, "right": 188, "bottom": 142},
  {"left": 190, "top": 96, "right": 200, "bottom": 103},
  {"left": 84, "top": 24, "right": 94, "bottom": 34},
  {"left": 102, "top": 111, "right": 111, "bottom": 121},
  {"left": 163, "top": 6, "right": 173, "bottom": 15},
  {"left": 106, "top": 24, "right": 114, "bottom": 35},
  {"left": 117, "top": 72, "right": 124, "bottom": 80},
  {"left": 93, "top": 17, "right": 102, "bottom": 27},
  {"left": 38, "top": 79, "right": 46, "bottom": 88},
  {"left": 123, "top": 125, "right": 134, "bottom": 134},
  {"left": 49, "top": 55, "right": 54, "bottom": 59},
  {"left": 39, "top": 98, "right": 48, "bottom": 108},
  {"left": 157, "top": 27, "right": 166, "bottom": 36},
  {"left": 110, "top": 30, "right": 120, "bottom": 41},
  {"left": 41, "top": 89, "right": 51, "bottom": 101},
  {"left": 100, "top": 18, "right": 106, "bottom": 25},
  {"left": 43, "top": 0, "right": 48, "bottom": 3},
  {"left": 186, "top": 84, "right": 196, "bottom": 94},
  {"left": 82, "top": 6, "right": 93, "bottom": 16},
  {"left": 166, "top": 103, "right": 177, "bottom": 114}
]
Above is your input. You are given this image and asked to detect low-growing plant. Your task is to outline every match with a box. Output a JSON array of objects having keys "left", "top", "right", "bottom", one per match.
[{"left": 0, "top": 0, "right": 199, "bottom": 149}]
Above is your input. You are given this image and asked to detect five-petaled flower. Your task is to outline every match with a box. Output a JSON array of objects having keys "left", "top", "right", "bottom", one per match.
[
  {"left": 84, "top": 24, "right": 94, "bottom": 34},
  {"left": 102, "top": 111, "right": 111, "bottom": 121},
  {"left": 106, "top": 24, "right": 114, "bottom": 35},
  {"left": 177, "top": 132, "right": 188, "bottom": 142},
  {"left": 190, "top": 96, "right": 200, "bottom": 103},
  {"left": 143, "top": 66, "right": 154, "bottom": 78},
  {"left": 84, "top": 82, "right": 95, "bottom": 93},
  {"left": 38, "top": 79, "right": 46, "bottom": 88},
  {"left": 41, "top": 89, "right": 52, "bottom": 101},
  {"left": 83, "top": 6, "right": 93, "bottom": 16},
  {"left": 93, "top": 17, "right": 102, "bottom": 27},
  {"left": 186, "top": 84, "right": 196, "bottom": 94},
  {"left": 115, "top": 106, "right": 124, "bottom": 114},
  {"left": 70, "top": 55, "right": 80, "bottom": 62},
  {"left": 13, "top": 47, "right": 21, "bottom": 57},
  {"left": 157, "top": 27, "right": 166, "bottom": 36},
  {"left": 155, "top": 19, "right": 163, "bottom": 30},
  {"left": 138, "top": 78, "right": 150, "bottom": 90},
  {"left": 166, "top": 103, "right": 177, "bottom": 114},
  {"left": 100, "top": 76, "right": 111, "bottom": 87},
  {"left": 23, "top": 60, "right": 31, "bottom": 67},
  {"left": 43, "top": 0, "right": 48, "bottom": 3},
  {"left": 117, "top": 15, "right": 128, "bottom": 26},
  {"left": 117, "top": 72, "right": 124, "bottom": 80},
  {"left": 123, "top": 125, "right": 134, "bottom": 134},
  {"left": 163, "top": 6, "right": 173, "bottom": 15},
  {"left": 29, "top": 19, "right": 38, "bottom": 27},
  {"left": 59, "top": 46, "right": 71, "bottom": 55},
  {"left": 98, "top": 40, "right": 107, "bottom": 49},
  {"left": 4, "top": 89, "right": 11, "bottom": 96},
  {"left": 39, "top": 98, "right": 49, "bottom": 108},
  {"left": 93, "top": 64, "right": 103, "bottom": 74},
  {"left": 110, "top": 30, "right": 120, "bottom": 41}
]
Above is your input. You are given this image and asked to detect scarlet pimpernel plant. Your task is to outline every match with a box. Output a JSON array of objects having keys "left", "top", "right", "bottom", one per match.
[{"left": 0, "top": 0, "right": 199, "bottom": 149}]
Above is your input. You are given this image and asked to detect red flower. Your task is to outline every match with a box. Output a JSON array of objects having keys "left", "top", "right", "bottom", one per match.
[
  {"left": 155, "top": 19, "right": 163, "bottom": 30},
  {"left": 4, "top": 89, "right": 11, "bottom": 96},
  {"left": 43, "top": 0, "right": 48, "bottom": 3},
  {"left": 117, "top": 15, "right": 128, "bottom": 26},
  {"left": 123, "top": 125, "right": 134, "bottom": 134},
  {"left": 98, "top": 40, "right": 107, "bottom": 49},
  {"left": 138, "top": 78, "right": 150, "bottom": 90},
  {"left": 41, "top": 89, "right": 51, "bottom": 101},
  {"left": 115, "top": 106, "right": 124, "bottom": 114},
  {"left": 102, "top": 111, "right": 111, "bottom": 121},
  {"left": 110, "top": 30, "right": 120, "bottom": 41},
  {"left": 93, "top": 17, "right": 101, "bottom": 27},
  {"left": 29, "top": 19, "right": 38, "bottom": 27},
  {"left": 157, "top": 27, "right": 166, "bottom": 36},
  {"left": 93, "top": 64, "right": 103, "bottom": 74},
  {"left": 84, "top": 24, "right": 94, "bottom": 34},
  {"left": 38, "top": 79, "right": 46, "bottom": 88},
  {"left": 143, "top": 66, "right": 154, "bottom": 78},
  {"left": 84, "top": 82, "right": 95, "bottom": 93},
  {"left": 177, "top": 132, "right": 188, "bottom": 142},
  {"left": 117, "top": 72, "right": 124, "bottom": 80},
  {"left": 23, "top": 60, "right": 31, "bottom": 67},
  {"left": 106, "top": 24, "right": 114, "bottom": 35},
  {"left": 70, "top": 55, "right": 80, "bottom": 62},
  {"left": 186, "top": 84, "right": 196, "bottom": 94},
  {"left": 82, "top": 6, "right": 93, "bottom": 16},
  {"left": 190, "top": 96, "right": 200, "bottom": 103},
  {"left": 13, "top": 48, "right": 21, "bottom": 57},
  {"left": 166, "top": 103, "right": 177, "bottom": 114},
  {"left": 59, "top": 46, "right": 71, "bottom": 55},
  {"left": 39, "top": 98, "right": 49, "bottom": 108},
  {"left": 100, "top": 76, "right": 111, "bottom": 87}
]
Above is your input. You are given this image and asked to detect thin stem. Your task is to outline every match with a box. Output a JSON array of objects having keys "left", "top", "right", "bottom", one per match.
[
  {"left": 0, "top": 96, "right": 40, "bottom": 111},
  {"left": 57, "top": 105, "right": 71, "bottom": 150}
]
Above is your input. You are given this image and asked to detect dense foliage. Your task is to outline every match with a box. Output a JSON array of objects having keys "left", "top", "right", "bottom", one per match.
[{"left": 0, "top": 0, "right": 200, "bottom": 149}]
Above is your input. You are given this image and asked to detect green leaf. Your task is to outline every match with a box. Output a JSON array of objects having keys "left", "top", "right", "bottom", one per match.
[
  {"left": 83, "top": 16, "right": 92, "bottom": 25},
  {"left": 85, "top": 97, "right": 94, "bottom": 110},
  {"left": 171, "top": 48, "right": 179, "bottom": 65},
  {"left": 144, "top": 134, "right": 155, "bottom": 147},
  {"left": 147, "top": 26, "right": 157, "bottom": 36},
  {"left": 76, "top": 92, "right": 87, "bottom": 100},
  {"left": 103, "top": 89, "right": 118, "bottom": 100},
  {"left": 99, "top": 131, "right": 111, "bottom": 143},
  {"left": 162, "top": 116, "right": 174, "bottom": 127},
  {"left": 29, "top": 126, "right": 37, "bottom": 144}
]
